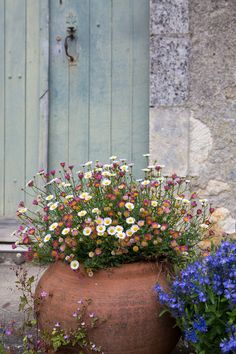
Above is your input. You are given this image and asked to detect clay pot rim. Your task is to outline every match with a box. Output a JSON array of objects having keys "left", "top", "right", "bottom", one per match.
[{"left": 47, "top": 260, "right": 171, "bottom": 279}]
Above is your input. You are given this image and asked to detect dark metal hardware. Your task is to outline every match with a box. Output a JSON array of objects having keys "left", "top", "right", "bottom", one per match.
[{"left": 64, "top": 27, "right": 76, "bottom": 62}]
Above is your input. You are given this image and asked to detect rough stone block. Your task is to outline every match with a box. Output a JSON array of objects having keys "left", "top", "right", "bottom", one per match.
[
  {"left": 149, "top": 107, "right": 189, "bottom": 175},
  {"left": 150, "top": 0, "right": 189, "bottom": 35},
  {"left": 189, "top": 114, "right": 213, "bottom": 176},
  {"left": 150, "top": 36, "right": 189, "bottom": 106}
]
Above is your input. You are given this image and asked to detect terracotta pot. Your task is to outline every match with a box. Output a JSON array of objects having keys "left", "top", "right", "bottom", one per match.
[{"left": 35, "top": 261, "right": 180, "bottom": 354}]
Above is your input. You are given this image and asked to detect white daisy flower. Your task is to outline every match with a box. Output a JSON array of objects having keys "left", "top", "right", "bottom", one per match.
[
  {"left": 78, "top": 210, "right": 87, "bottom": 217},
  {"left": 199, "top": 199, "right": 208, "bottom": 205},
  {"left": 151, "top": 200, "right": 158, "bottom": 207},
  {"left": 62, "top": 228, "right": 70, "bottom": 235},
  {"left": 65, "top": 195, "right": 74, "bottom": 199},
  {"left": 45, "top": 178, "right": 57, "bottom": 186},
  {"left": 49, "top": 222, "right": 58, "bottom": 231},
  {"left": 131, "top": 224, "right": 140, "bottom": 233},
  {"left": 126, "top": 217, "right": 135, "bottom": 224},
  {"left": 104, "top": 217, "right": 112, "bottom": 226},
  {"left": 115, "top": 225, "right": 124, "bottom": 233},
  {"left": 141, "top": 180, "right": 150, "bottom": 186},
  {"left": 95, "top": 217, "right": 104, "bottom": 225},
  {"left": 84, "top": 171, "right": 92, "bottom": 179},
  {"left": 126, "top": 229, "right": 133, "bottom": 237},
  {"left": 141, "top": 168, "right": 150, "bottom": 172},
  {"left": 84, "top": 161, "right": 93, "bottom": 166},
  {"left": 182, "top": 199, "right": 190, "bottom": 204},
  {"left": 102, "top": 171, "right": 111, "bottom": 177},
  {"left": 79, "top": 192, "right": 90, "bottom": 199},
  {"left": 70, "top": 260, "right": 80, "bottom": 270},
  {"left": 44, "top": 234, "right": 51, "bottom": 242},
  {"left": 92, "top": 208, "right": 100, "bottom": 214},
  {"left": 18, "top": 207, "right": 28, "bottom": 213},
  {"left": 156, "top": 177, "right": 165, "bottom": 182},
  {"left": 175, "top": 196, "right": 183, "bottom": 201},
  {"left": 107, "top": 226, "right": 116, "bottom": 235},
  {"left": 200, "top": 224, "right": 209, "bottom": 229},
  {"left": 45, "top": 195, "right": 54, "bottom": 201},
  {"left": 116, "top": 232, "right": 126, "bottom": 239},
  {"left": 120, "top": 165, "right": 129, "bottom": 172},
  {"left": 49, "top": 202, "right": 59, "bottom": 211},
  {"left": 96, "top": 225, "right": 106, "bottom": 234},
  {"left": 85, "top": 195, "right": 92, "bottom": 201},
  {"left": 83, "top": 227, "right": 92, "bottom": 236},
  {"left": 125, "top": 202, "right": 134, "bottom": 210},
  {"left": 101, "top": 179, "right": 111, "bottom": 186}
]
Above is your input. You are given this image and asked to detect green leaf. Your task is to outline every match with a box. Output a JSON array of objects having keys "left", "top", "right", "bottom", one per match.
[{"left": 159, "top": 308, "right": 169, "bottom": 317}]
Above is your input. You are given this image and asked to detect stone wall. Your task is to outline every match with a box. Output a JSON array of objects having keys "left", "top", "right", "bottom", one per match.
[{"left": 150, "top": 0, "right": 236, "bottom": 234}]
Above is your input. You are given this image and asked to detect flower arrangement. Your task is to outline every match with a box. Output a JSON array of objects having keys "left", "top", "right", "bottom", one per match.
[
  {"left": 155, "top": 241, "right": 236, "bottom": 354},
  {"left": 15, "top": 156, "right": 214, "bottom": 272}
]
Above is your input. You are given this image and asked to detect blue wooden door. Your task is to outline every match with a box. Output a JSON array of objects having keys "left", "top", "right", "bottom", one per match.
[
  {"left": 49, "top": 0, "right": 150, "bottom": 176},
  {"left": 0, "top": 0, "right": 149, "bottom": 234}
]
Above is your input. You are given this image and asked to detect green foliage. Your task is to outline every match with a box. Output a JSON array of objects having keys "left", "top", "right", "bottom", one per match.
[{"left": 0, "top": 342, "right": 6, "bottom": 354}]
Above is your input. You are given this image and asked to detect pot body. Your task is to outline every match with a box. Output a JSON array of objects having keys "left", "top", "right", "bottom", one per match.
[{"left": 35, "top": 261, "right": 180, "bottom": 354}]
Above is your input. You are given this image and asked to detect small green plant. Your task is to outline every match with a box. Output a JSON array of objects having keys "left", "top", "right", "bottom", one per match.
[
  {"left": 0, "top": 267, "right": 103, "bottom": 354},
  {"left": 0, "top": 342, "right": 5, "bottom": 354}
]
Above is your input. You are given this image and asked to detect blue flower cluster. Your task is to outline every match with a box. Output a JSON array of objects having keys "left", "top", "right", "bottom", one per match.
[
  {"left": 155, "top": 241, "right": 236, "bottom": 353},
  {"left": 220, "top": 325, "right": 236, "bottom": 353}
]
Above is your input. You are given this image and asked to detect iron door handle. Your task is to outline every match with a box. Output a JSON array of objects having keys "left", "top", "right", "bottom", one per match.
[{"left": 64, "top": 33, "right": 75, "bottom": 63}]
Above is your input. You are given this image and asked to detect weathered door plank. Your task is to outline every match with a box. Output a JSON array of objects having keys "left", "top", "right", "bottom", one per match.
[
  {"left": 131, "top": 0, "right": 150, "bottom": 176},
  {"left": 49, "top": 0, "right": 69, "bottom": 168},
  {"left": 89, "top": 0, "right": 112, "bottom": 162},
  {"left": 68, "top": 0, "right": 90, "bottom": 165},
  {"left": 25, "top": 0, "right": 40, "bottom": 207},
  {"left": 111, "top": 0, "right": 133, "bottom": 161},
  {"left": 0, "top": 0, "right": 5, "bottom": 215},
  {"left": 38, "top": 0, "right": 49, "bottom": 172},
  {"left": 5, "top": 0, "right": 26, "bottom": 215}
]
